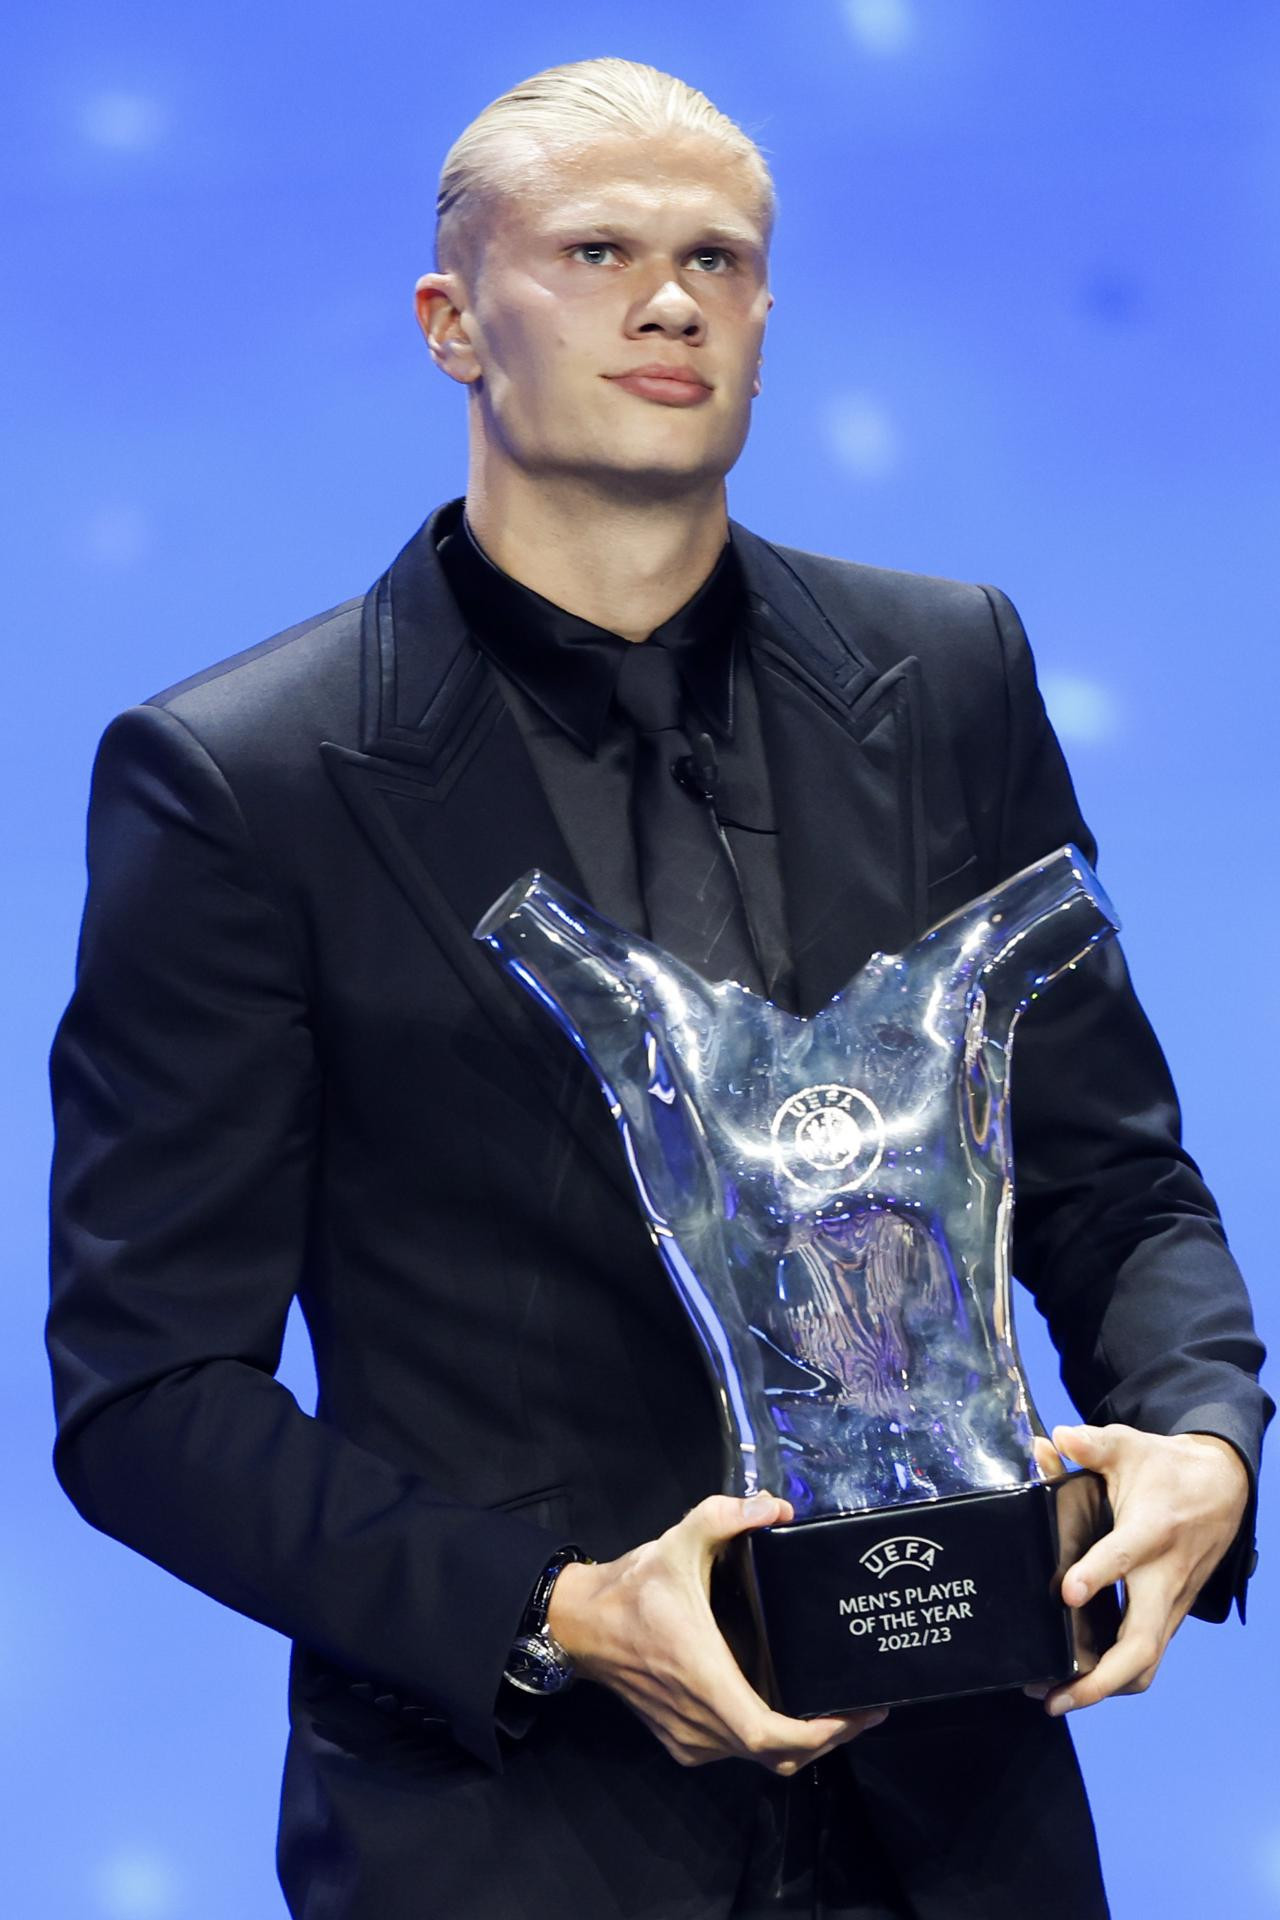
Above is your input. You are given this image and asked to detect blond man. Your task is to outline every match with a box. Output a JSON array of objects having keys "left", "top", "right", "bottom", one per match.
[{"left": 49, "top": 59, "right": 1267, "bottom": 1920}]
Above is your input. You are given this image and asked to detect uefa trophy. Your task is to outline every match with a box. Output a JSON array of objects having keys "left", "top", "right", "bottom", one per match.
[{"left": 473, "top": 846, "right": 1122, "bottom": 1716}]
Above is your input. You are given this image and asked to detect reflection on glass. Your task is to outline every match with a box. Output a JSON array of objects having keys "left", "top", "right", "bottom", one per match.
[{"left": 475, "top": 846, "right": 1118, "bottom": 1522}]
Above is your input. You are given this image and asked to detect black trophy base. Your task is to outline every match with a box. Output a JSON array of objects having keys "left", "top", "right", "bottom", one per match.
[{"left": 743, "top": 1474, "right": 1119, "bottom": 1718}]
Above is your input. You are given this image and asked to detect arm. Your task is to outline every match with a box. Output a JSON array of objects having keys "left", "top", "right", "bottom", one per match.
[
  {"left": 46, "top": 703, "right": 567, "bottom": 1769},
  {"left": 978, "top": 586, "right": 1271, "bottom": 1687},
  {"left": 48, "top": 702, "right": 882, "bottom": 1777}
]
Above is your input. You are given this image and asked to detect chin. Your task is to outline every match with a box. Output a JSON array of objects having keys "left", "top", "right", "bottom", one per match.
[
  {"left": 587, "top": 434, "right": 741, "bottom": 490},
  {"left": 584, "top": 462, "right": 730, "bottom": 503}
]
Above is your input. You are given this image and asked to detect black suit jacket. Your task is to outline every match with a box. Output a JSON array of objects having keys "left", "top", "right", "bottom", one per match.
[{"left": 47, "top": 499, "right": 1270, "bottom": 1920}]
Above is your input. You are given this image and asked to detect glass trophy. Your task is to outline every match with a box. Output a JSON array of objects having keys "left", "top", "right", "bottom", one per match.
[{"left": 474, "top": 845, "right": 1121, "bottom": 1715}]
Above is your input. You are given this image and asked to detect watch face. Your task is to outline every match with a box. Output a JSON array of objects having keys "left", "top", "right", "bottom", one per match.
[{"left": 505, "top": 1633, "right": 574, "bottom": 1696}]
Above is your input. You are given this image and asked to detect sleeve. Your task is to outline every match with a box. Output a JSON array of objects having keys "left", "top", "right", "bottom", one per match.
[
  {"left": 979, "top": 587, "right": 1272, "bottom": 1622},
  {"left": 46, "top": 702, "right": 570, "bottom": 1768}
]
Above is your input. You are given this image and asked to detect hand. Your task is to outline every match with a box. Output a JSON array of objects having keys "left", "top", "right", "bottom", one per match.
[
  {"left": 1028, "top": 1424, "right": 1249, "bottom": 1717},
  {"left": 547, "top": 1491, "right": 888, "bottom": 1771}
]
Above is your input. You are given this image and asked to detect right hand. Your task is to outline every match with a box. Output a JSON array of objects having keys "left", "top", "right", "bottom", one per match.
[{"left": 546, "top": 1491, "right": 889, "bottom": 1772}]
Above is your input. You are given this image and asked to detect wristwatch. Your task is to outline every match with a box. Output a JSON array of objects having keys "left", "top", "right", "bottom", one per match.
[{"left": 503, "top": 1545, "right": 593, "bottom": 1696}]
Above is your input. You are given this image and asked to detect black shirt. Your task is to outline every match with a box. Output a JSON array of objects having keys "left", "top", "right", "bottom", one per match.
[{"left": 435, "top": 508, "right": 797, "bottom": 1010}]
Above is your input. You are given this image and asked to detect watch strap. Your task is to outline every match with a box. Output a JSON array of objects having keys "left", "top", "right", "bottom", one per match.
[{"left": 503, "top": 1544, "right": 593, "bottom": 1697}]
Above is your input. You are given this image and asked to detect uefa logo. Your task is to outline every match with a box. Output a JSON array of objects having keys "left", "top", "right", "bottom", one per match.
[
  {"left": 858, "top": 1536, "right": 943, "bottom": 1579},
  {"left": 770, "top": 1082, "right": 886, "bottom": 1192}
]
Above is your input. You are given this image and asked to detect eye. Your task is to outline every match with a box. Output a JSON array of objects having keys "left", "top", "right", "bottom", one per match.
[
  {"left": 568, "top": 243, "right": 621, "bottom": 266},
  {"left": 566, "top": 242, "right": 735, "bottom": 272}
]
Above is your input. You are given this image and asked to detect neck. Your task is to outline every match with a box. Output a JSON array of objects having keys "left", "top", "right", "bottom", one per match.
[{"left": 462, "top": 458, "right": 730, "bottom": 645}]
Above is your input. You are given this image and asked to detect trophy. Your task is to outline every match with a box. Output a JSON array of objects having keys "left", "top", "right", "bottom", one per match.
[{"left": 473, "top": 846, "right": 1121, "bottom": 1716}]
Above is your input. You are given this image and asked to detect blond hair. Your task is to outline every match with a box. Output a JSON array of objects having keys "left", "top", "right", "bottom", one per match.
[{"left": 435, "top": 58, "right": 776, "bottom": 281}]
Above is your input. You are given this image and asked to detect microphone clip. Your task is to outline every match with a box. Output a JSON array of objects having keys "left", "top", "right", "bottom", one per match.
[{"left": 673, "top": 730, "right": 720, "bottom": 804}]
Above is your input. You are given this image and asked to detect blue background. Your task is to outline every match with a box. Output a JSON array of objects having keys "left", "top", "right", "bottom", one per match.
[{"left": 5, "top": 3, "right": 1278, "bottom": 1914}]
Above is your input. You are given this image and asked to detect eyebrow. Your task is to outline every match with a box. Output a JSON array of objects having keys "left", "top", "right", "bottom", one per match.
[{"left": 543, "top": 217, "right": 764, "bottom": 252}]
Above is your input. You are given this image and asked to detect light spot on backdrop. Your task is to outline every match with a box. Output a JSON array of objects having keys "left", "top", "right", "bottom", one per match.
[
  {"left": 1038, "top": 671, "right": 1121, "bottom": 746},
  {"left": 80, "top": 506, "right": 152, "bottom": 570},
  {"left": 824, "top": 392, "right": 900, "bottom": 480},
  {"left": 79, "top": 91, "right": 168, "bottom": 154},
  {"left": 93, "top": 1848, "right": 181, "bottom": 1920},
  {"left": 1257, "top": 1826, "right": 1280, "bottom": 1899},
  {"left": 1079, "top": 271, "right": 1148, "bottom": 328},
  {"left": 842, "top": 0, "right": 916, "bottom": 56}
]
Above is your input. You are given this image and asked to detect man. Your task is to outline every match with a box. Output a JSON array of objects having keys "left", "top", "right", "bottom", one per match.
[{"left": 47, "top": 57, "right": 1269, "bottom": 1920}]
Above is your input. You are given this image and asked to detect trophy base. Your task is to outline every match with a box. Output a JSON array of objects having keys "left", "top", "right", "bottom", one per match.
[{"left": 744, "top": 1473, "right": 1119, "bottom": 1718}]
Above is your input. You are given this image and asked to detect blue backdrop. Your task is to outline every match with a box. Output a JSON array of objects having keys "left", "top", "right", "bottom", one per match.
[{"left": 6, "top": 4, "right": 1277, "bottom": 1915}]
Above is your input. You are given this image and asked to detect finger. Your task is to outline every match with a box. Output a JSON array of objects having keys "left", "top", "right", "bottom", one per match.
[
  {"left": 758, "top": 1727, "right": 881, "bottom": 1775},
  {"left": 800, "top": 1709, "right": 890, "bottom": 1764},
  {"left": 631, "top": 1705, "right": 724, "bottom": 1768},
  {"left": 734, "top": 1699, "right": 889, "bottom": 1766},
  {"left": 635, "top": 1595, "right": 890, "bottom": 1767},
  {"left": 1052, "top": 1423, "right": 1120, "bottom": 1475},
  {"left": 679, "top": 1491, "right": 795, "bottom": 1554},
  {"left": 1032, "top": 1435, "right": 1067, "bottom": 1482},
  {"left": 1045, "top": 1577, "right": 1171, "bottom": 1715},
  {"left": 677, "top": 1615, "right": 882, "bottom": 1761},
  {"left": 636, "top": 1702, "right": 886, "bottom": 1772},
  {"left": 747, "top": 1715, "right": 889, "bottom": 1774},
  {"left": 1059, "top": 1507, "right": 1172, "bottom": 1609},
  {"left": 762, "top": 1704, "right": 888, "bottom": 1746}
]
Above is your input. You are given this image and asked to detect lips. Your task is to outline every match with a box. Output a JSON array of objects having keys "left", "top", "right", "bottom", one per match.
[
  {"left": 613, "top": 362, "right": 711, "bottom": 387},
  {"left": 606, "top": 366, "right": 713, "bottom": 408}
]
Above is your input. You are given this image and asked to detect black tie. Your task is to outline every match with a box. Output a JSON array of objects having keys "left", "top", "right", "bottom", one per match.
[{"left": 613, "top": 641, "right": 765, "bottom": 993}]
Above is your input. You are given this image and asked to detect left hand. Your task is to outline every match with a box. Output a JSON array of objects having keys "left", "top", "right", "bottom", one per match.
[{"left": 1030, "top": 1423, "right": 1249, "bottom": 1717}]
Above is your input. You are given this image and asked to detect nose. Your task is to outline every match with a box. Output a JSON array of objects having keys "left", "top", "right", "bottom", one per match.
[{"left": 627, "top": 273, "right": 707, "bottom": 342}]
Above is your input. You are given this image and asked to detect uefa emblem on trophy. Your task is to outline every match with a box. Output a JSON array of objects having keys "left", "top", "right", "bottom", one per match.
[{"left": 474, "top": 846, "right": 1121, "bottom": 1716}]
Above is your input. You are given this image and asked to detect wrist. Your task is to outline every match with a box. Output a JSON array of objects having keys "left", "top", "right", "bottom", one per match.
[
  {"left": 1179, "top": 1431, "right": 1250, "bottom": 1505},
  {"left": 545, "top": 1556, "right": 604, "bottom": 1666},
  {"left": 503, "top": 1545, "right": 594, "bottom": 1697}
]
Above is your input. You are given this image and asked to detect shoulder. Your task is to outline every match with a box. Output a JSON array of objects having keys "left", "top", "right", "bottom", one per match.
[
  {"left": 145, "top": 595, "right": 366, "bottom": 757},
  {"left": 743, "top": 534, "right": 1033, "bottom": 753},
  {"left": 758, "top": 533, "right": 1014, "bottom": 674},
  {"left": 763, "top": 535, "right": 995, "bottom": 622},
  {"left": 85, "top": 594, "right": 368, "bottom": 840}
]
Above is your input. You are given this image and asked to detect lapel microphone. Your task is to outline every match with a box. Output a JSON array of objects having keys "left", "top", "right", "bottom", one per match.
[
  {"left": 673, "top": 730, "right": 720, "bottom": 803},
  {"left": 671, "top": 728, "right": 771, "bottom": 989}
]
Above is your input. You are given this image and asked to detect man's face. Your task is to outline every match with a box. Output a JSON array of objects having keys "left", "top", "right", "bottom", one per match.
[{"left": 418, "top": 131, "right": 774, "bottom": 498}]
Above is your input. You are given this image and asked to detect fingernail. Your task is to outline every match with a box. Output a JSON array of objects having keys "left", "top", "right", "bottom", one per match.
[
  {"left": 862, "top": 1708, "right": 889, "bottom": 1728},
  {"left": 743, "top": 1493, "right": 777, "bottom": 1520},
  {"left": 1047, "top": 1693, "right": 1074, "bottom": 1717},
  {"left": 1023, "top": 1684, "right": 1050, "bottom": 1700}
]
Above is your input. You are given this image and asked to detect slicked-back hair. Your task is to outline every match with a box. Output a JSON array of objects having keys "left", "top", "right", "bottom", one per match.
[{"left": 434, "top": 57, "right": 776, "bottom": 285}]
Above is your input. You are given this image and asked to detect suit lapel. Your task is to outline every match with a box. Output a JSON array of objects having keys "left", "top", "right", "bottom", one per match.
[
  {"left": 322, "top": 501, "right": 630, "bottom": 1193},
  {"left": 326, "top": 498, "right": 926, "bottom": 1061},
  {"left": 730, "top": 521, "right": 927, "bottom": 1017}
]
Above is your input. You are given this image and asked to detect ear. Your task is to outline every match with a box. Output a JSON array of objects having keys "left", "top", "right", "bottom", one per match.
[
  {"left": 753, "top": 292, "right": 774, "bottom": 396},
  {"left": 414, "top": 271, "right": 481, "bottom": 386}
]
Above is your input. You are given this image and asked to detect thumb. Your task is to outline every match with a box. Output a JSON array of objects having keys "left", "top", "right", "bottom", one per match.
[
  {"left": 739, "top": 1489, "right": 794, "bottom": 1531},
  {"left": 682, "top": 1490, "right": 794, "bottom": 1554},
  {"left": 1032, "top": 1434, "right": 1068, "bottom": 1482},
  {"left": 1052, "top": 1423, "right": 1105, "bottom": 1470}
]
